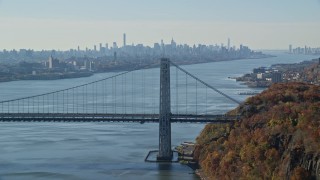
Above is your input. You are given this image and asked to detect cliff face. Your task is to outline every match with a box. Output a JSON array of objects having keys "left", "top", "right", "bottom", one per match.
[
  {"left": 284, "top": 147, "right": 320, "bottom": 179},
  {"left": 194, "top": 82, "right": 320, "bottom": 179}
]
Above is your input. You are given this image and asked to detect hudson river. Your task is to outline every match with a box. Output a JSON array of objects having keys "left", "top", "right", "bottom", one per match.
[{"left": 0, "top": 51, "right": 317, "bottom": 180}]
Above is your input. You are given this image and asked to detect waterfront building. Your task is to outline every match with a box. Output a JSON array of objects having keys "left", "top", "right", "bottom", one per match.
[
  {"left": 253, "top": 67, "right": 266, "bottom": 74},
  {"left": 257, "top": 73, "right": 264, "bottom": 79},
  {"left": 48, "top": 56, "right": 59, "bottom": 69},
  {"left": 272, "top": 72, "right": 282, "bottom": 83}
]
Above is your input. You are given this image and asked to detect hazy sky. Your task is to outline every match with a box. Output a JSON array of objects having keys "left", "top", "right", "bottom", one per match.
[{"left": 0, "top": 0, "right": 320, "bottom": 50}]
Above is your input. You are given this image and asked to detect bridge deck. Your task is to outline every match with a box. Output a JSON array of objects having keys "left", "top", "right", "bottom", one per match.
[{"left": 0, "top": 113, "right": 238, "bottom": 123}]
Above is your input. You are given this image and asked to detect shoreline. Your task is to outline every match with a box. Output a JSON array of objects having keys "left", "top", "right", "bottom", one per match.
[
  {"left": 176, "top": 142, "right": 210, "bottom": 180},
  {"left": 195, "top": 169, "right": 209, "bottom": 180},
  {"left": 235, "top": 57, "right": 320, "bottom": 88},
  {"left": 0, "top": 54, "right": 275, "bottom": 84}
]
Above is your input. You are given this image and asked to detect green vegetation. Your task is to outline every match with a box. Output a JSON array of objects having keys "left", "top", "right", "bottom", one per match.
[{"left": 194, "top": 82, "right": 320, "bottom": 179}]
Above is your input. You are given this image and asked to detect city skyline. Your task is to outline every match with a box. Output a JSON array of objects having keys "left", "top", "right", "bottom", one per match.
[
  {"left": 0, "top": 34, "right": 247, "bottom": 52},
  {"left": 0, "top": 0, "right": 320, "bottom": 50}
]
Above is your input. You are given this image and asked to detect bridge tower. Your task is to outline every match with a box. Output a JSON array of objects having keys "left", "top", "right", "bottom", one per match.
[{"left": 157, "top": 58, "right": 172, "bottom": 161}]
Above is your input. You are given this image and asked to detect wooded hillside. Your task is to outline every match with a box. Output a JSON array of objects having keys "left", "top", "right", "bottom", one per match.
[{"left": 194, "top": 82, "right": 320, "bottom": 179}]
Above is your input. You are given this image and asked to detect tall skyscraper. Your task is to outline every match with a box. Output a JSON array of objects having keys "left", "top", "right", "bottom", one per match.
[
  {"left": 94, "top": 45, "right": 97, "bottom": 52},
  {"left": 113, "top": 51, "right": 117, "bottom": 65},
  {"left": 289, "top": 44, "right": 292, "bottom": 53},
  {"left": 161, "top": 39, "right": 165, "bottom": 56},
  {"left": 123, "top": 33, "right": 126, "bottom": 47},
  {"left": 304, "top": 45, "right": 307, "bottom": 54},
  {"left": 227, "top": 38, "right": 230, "bottom": 50},
  {"left": 171, "top": 38, "right": 176, "bottom": 48},
  {"left": 99, "top": 43, "right": 102, "bottom": 52}
]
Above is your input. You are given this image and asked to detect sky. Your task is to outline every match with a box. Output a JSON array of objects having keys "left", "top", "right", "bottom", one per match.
[{"left": 0, "top": 0, "right": 320, "bottom": 50}]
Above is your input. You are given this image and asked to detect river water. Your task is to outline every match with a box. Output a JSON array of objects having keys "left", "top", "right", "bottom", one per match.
[{"left": 0, "top": 52, "right": 317, "bottom": 180}]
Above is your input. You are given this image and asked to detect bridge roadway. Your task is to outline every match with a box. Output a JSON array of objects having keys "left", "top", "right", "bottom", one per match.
[{"left": 0, "top": 113, "right": 238, "bottom": 123}]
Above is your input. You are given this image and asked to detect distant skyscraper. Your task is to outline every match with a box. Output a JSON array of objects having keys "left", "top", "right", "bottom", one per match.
[
  {"left": 304, "top": 45, "right": 307, "bottom": 54},
  {"left": 99, "top": 43, "right": 102, "bottom": 52},
  {"left": 94, "top": 45, "right": 97, "bottom": 52},
  {"left": 77, "top": 46, "right": 80, "bottom": 51},
  {"left": 161, "top": 39, "right": 165, "bottom": 56},
  {"left": 227, "top": 38, "right": 230, "bottom": 50},
  {"left": 114, "top": 51, "right": 117, "bottom": 65},
  {"left": 105, "top": 43, "right": 108, "bottom": 49},
  {"left": 113, "top": 42, "right": 118, "bottom": 49},
  {"left": 289, "top": 44, "right": 292, "bottom": 53},
  {"left": 171, "top": 38, "right": 176, "bottom": 48},
  {"left": 123, "top": 33, "right": 126, "bottom": 47},
  {"left": 154, "top": 43, "right": 161, "bottom": 52}
]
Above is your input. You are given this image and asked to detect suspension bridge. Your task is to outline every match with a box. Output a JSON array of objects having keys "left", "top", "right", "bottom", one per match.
[{"left": 0, "top": 58, "right": 242, "bottom": 161}]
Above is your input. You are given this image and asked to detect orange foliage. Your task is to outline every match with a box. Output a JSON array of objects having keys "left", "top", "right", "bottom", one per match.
[
  {"left": 194, "top": 82, "right": 320, "bottom": 179},
  {"left": 290, "top": 167, "right": 311, "bottom": 180}
]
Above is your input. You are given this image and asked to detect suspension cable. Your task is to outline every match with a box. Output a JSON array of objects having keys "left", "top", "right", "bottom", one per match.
[
  {"left": 169, "top": 61, "right": 241, "bottom": 105},
  {"left": 185, "top": 73, "right": 188, "bottom": 114},
  {"left": 176, "top": 67, "right": 178, "bottom": 115},
  {"left": 196, "top": 80, "right": 198, "bottom": 115}
]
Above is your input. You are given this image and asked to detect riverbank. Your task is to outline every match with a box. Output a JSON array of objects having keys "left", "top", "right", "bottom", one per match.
[
  {"left": 0, "top": 71, "right": 93, "bottom": 83},
  {"left": 0, "top": 54, "right": 275, "bottom": 84},
  {"left": 235, "top": 58, "right": 320, "bottom": 88},
  {"left": 176, "top": 142, "right": 210, "bottom": 180}
]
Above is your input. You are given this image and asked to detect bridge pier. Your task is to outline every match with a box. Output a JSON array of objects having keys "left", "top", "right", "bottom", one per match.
[{"left": 157, "top": 58, "right": 172, "bottom": 161}]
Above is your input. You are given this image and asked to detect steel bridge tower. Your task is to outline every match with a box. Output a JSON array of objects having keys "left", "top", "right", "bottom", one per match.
[{"left": 157, "top": 58, "right": 172, "bottom": 161}]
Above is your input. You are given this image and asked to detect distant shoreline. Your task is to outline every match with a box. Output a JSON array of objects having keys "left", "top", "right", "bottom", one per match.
[{"left": 0, "top": 54, "right": 275, "bottom": 83}]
